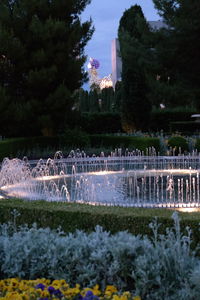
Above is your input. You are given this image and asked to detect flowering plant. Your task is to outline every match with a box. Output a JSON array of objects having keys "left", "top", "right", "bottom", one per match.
[{"left": 0, "top": 278, "right": 141, "bottom": 300}]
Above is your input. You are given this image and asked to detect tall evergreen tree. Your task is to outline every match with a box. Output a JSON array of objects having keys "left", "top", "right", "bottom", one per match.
[
  {"left": 0, "top": 0, "right": 93, "bottom": 137},
  {"left": 153, "top": 0, "right": 200, "bottom": 109},
  {"left": 118, "top": 5, "right": 152, "bottom": 132}
]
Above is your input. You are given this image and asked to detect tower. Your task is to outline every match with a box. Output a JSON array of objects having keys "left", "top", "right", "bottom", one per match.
[{"left": 111, "top": 39, "right": 122, "bottom": 88}]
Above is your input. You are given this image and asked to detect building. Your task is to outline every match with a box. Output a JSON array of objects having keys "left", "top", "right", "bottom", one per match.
[{"left": 111, "top": 39, "right": 122, "bottom": 88}]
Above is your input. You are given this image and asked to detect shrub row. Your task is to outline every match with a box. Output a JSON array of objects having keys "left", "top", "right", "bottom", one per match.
[
  {"left": 0, "top": 135, "right": 161, "bottom": 161},
  {"left": 150, "top": 108, "right": 197, "bottom": 132},
  {"left": 170, "top": 121, "right": 200, "bottom": 134},
  {"left": 1, "top": 210, "right": 200, "bottom": 299},
  {"left": 80, "top": 112, "right": 122, "bottom": 134},
  {"left": 89, "top": 135, "right": 161, "bottom": 153},
  {"left": 1, "top": 134, "right": 200, "bottom": 161},
  {"left": 0, "top": 200, "right": 200, "bottom": 246}
]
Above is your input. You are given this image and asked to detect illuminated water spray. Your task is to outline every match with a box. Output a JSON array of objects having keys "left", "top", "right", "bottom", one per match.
[{"left": 1, "top": 151, "right": 200, "bottom": 210}]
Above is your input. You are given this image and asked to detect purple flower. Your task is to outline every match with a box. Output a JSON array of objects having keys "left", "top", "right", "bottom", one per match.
[
  {"left": 84, "top": 291, "right": 99, "bottom": 300},
  {"left": 39, "top": 298, "right": 49, "bottom": 300},
  {"left": 85, "top": 291, "right": 94, "bottom": 298},
  {"left": 53, "top": 289, "right": 63, "bottom": 299},
  {"left": 36, "top": 283, "right": 45, "bottom": 290},
  {"left": 48, "top": 286, "right": 55, "bottom": 294}
]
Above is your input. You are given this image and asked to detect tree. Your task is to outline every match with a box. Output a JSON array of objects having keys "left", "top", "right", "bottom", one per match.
[
  {"left": 118, "top": 5, "right": 152, "bottom": 132},
  {"left": 0, "top": 0, "right": 93, "bottom": 137},
  {"left": 100, "top": 87, "right": 114, "bottom": 112},
  {"left": 152, "top": 0, "right": 200, "bottom": 109}
]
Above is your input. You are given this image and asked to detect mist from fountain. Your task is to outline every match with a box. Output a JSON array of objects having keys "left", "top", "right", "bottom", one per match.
[{"left": 1, "top": 150, "right": 200, "bottom": 208}]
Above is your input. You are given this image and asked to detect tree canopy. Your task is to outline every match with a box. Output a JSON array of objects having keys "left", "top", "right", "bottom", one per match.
[
  {"left": 0, "top": 0, "right": 93, "bottom": 137},
  {"left": 152, "top": 0, "right": 200, "bottom": 109},
  {"left": 118, "top": 5, "right": 152, "bottom": 132}
]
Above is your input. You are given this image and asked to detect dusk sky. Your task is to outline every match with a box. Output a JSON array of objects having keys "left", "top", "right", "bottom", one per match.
[{"left": 81, "top": 0, "right": 160, "bottom": 83}]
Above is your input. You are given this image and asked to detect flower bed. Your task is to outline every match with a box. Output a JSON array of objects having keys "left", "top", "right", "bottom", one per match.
[{"left": 0, "top": 279, "right": 141, "bottom": 300}]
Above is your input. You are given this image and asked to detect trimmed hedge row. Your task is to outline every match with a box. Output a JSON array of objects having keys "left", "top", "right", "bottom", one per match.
[
  {"left": 170, "top": 121, "right": 200, "bottom": 134},
  {"left": 0, "top": 135, "right": 161, "bottom": 161},
  {"left": 150, "top": 108, "right": 197, "bottom": 132},
  {"left": 80, "top": 112, "right": 122, "bottom": 134},
  {"left": 89, "top": 135, "right": 161, "bottom": 153},
  {"left": 1, "top": 134, "right": 200, "bottom": 162},
  {"left": 0, "top": 199, "right": 200, "bottom": 246}
]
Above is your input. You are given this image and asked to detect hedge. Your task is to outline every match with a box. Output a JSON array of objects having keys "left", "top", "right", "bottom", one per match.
[
  {"left": 80, "top": 112, "right": 122, "bottom": 134},
  {"left": 167, "top": 136, "right": 189, "bottom": 154},
  {"left": 89, "top": 135, "right": 161, "bottom": 153},
  {"left": 0, "top": 199, "right": 200, "bottom": 246},
  {"left": 150, "top": 108, "right": 197, "bottom": 132},
  {"left": 170, "top": 121, "right": 200, "bottom": 134},
  {"left": 0, "top": 136, "right": 61, "bottom": 160}
]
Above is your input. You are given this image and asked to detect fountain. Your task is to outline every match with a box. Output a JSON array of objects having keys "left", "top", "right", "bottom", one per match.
[{"left": 1, "top": 150, "right": 200, "bottom": 208}]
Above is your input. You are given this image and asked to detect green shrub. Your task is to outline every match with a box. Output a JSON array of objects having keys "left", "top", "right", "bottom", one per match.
[
  {"left": 150, "top": 107, "right": 197, "bottom": 132},
  {"left": 167, "top": 136, "right": 189, "bottom": 154},
  {"left": 0, "top": 200, "right": 200, "bottom": 246},
  {"left": 80, "top": 113, "right": 122, "bottom": 134},
  {"left": 89, "top": 135, "right": 161, "bottom": 153},
  {"left": 62, "top": 129, "right": 90, "bottom": 148},
  {"left": 0, "top": 136, "right": 61, "bottom": 161},
  {"left": 170, "top": 121, "right": 200, "bottom": 134},
  {"left": 195, "top": 139, "right": 200, "bottom": 152}
]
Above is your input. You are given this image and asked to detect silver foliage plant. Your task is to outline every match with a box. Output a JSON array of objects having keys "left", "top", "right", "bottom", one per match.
[{"left": 0, "top": 212, "right": 200, "bottom": 299}]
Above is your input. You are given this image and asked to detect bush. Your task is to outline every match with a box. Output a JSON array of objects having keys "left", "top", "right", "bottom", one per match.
[
  {"left": 167, "top": 136, "right": 189, "bottom": 154},
  {"left": 62, "top": 129, "right": 90, "bottom": 148},
  {"left": 89, "top": 135, "right": 161, "bottom": 153},
  {"left": 150, "top": 108, "right": 197, "bottom": 132},
  {"left": 80, "top": 113, "right": 122, "bottom": 134},
  {"left": 170, "top": 121, "right": 200, "bottom": 134},
  {"left": 1, "top": 200, "right": 200, "bottom": 246},
  {"left": 1, "top": 213, "right": 200, "bottom": 299},
  {"left": 195, "top": 139, "right": 200, "bottom": 152},
  {"left": 0, "top": 136, "right": 61, "bottom": 160}
]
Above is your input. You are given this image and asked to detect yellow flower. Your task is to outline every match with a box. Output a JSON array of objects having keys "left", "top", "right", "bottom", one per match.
[
  {"left": 105, "top": 285, "right": 117, "bottom": 294},
  {"left": 3, "top": 292, "right": 23, "bottom": 300},
  {"left": 112, "top": 295, "right": 121, "bottom": 300},
  {"left": 133, "top": 296, "right": 141, "bottom": 300},
  {"left": 40, "top": 290, "right": 50, "bottom": 298},
  {"left": 92, "top": 284, "right": 101, "bottom": 296}
]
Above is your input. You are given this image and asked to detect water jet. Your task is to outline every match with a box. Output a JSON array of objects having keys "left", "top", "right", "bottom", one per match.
[{"left": 1, "top": 151, "right": 200, "bottom": 208}]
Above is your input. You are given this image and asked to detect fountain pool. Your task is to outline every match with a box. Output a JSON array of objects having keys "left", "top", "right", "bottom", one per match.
[{"left": 1, "top": 152, "right": 200, "bottom": 208}]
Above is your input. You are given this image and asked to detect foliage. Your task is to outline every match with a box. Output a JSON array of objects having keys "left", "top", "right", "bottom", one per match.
[
  {"left": 0, "top": 0, "right": 93, "bottom": 137},
  {"left": 77, "top": 87, "right": 116, "bottom": 113},
  {"left": 194, "top": 139, "right": 200, "bottom": 152},
  {"left": 1, "top": 212, "right": 200, "bottom": 298},
  {"left": 62, "top": 128, "right": 90, "bottom": 148},
  {"left": 81, "top": 113, "right": 122, "bottom": 134},
  {"left": 118, "top": 5, "right": 152, "bottom": 131},
  {"left": 167, "top": 135, "right": 189, "bottom": 154},
  {"left": 0, "top": 136, "right": 60, "bottom": 160},
  {"left": 152, "top": 0, "right": 200, "bottom": 110},
  {"left": 1, "top": 200, "right": 200, "bottom": 246},
  {"left": 150, "top": 107, "right": 197, "bottom": 132},
  {"left": 89, "top": 135, "right": 160, "bottom": 153},
  {"left": 0, "top": 134, "right": 89, "bottom": 160},
  {"left": 170, "top": 121, "right": 200, "bottom": 135}
]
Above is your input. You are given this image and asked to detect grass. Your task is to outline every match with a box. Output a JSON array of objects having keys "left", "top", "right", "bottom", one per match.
[{"left": 1, "top": 198, "right": 200, "bottom": 219}]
